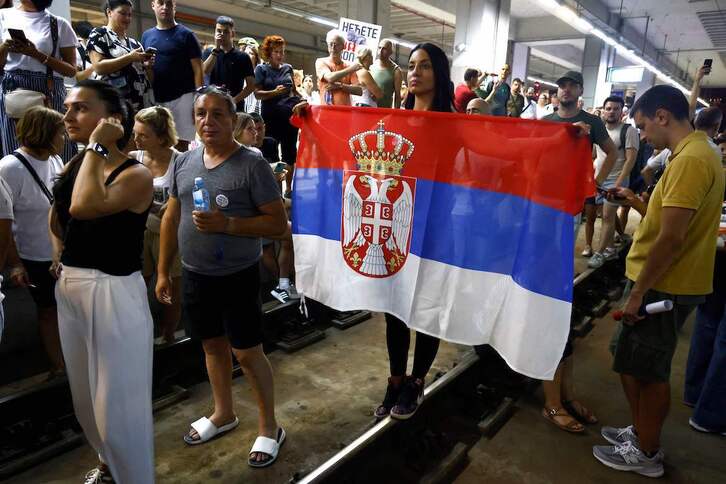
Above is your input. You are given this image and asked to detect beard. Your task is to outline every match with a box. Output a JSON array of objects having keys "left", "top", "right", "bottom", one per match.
[{"left": 560, "top": 99, "right": 577, "bottom": 109}]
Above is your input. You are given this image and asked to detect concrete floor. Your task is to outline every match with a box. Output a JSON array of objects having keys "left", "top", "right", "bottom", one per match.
[
  {"left": 6, "top": 314, "right": 471, "bottom": 484},
  {"left": 10, "top": 211, "right": 724, "bottom": 483},
  {"left": 456, "top": 307, "right": 726, "bottom": 484}
]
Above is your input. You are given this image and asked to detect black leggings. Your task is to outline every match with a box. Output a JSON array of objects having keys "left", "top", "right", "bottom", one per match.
[{"left": 385, "top": 313, "right": 440, "bottom": 379}]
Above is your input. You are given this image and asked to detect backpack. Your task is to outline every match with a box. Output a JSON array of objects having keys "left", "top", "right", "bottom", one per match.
[{"left": 619, "top": 124, "right": 652, "bottom": 193}]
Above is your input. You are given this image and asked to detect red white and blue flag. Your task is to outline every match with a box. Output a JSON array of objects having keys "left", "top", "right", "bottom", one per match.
[{"left": 291, "top": 106, "right": 594, "bottom": 379}]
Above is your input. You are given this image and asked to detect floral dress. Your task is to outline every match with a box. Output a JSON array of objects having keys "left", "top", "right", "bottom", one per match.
[{"left": 86, "top": 26, "right": 154, "bottom": 112}]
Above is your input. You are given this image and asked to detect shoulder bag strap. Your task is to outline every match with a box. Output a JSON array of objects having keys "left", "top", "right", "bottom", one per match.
[
  {"left": 12, "top": 151, "right": 54, "bottom": 204},
  {"left": 46, "top": 15, "right": 59, "bottom": 98}
]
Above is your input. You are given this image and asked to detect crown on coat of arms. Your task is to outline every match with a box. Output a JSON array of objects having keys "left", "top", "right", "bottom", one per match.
[{"left": 348, "top": 121, "right": 414, "bottom": 175}]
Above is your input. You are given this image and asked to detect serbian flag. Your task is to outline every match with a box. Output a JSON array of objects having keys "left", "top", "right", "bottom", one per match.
[{"left": 291, "top": 106, "right": 594, "bottom": 379}]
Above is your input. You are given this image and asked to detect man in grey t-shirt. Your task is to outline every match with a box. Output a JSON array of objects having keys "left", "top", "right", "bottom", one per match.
[{"left": 157, "top": 87, "right": 288, "bottom": 467}]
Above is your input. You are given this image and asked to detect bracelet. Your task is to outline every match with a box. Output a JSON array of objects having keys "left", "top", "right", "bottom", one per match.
[{"left": 42, "top": 54, "right": 50, "bottom": 65}]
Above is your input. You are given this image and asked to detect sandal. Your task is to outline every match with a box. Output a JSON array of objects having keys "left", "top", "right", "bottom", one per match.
[
  {"left": 541, "top": 407, "right": 585, "bottom": 433},
  {"left": 183, "top": 416, "right": 239, "bottom": 446},
  {"left": 248, "top": 427, "right": 286, "bottom": 468},
  {"left": 563, "top": 399, "right": 599, "bottom": 424}
]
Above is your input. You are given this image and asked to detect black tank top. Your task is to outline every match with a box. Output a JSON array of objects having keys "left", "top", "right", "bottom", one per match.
[{"left": 61, "top": 159, "right": 150, "bottom": 276}]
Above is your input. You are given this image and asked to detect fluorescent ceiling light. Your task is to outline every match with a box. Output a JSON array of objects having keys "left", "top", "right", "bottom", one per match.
[
  {"left": 533, "top": 0, "right": 709, "bottom": 107},
  {"left": 270, "top": 5, "right": 304, "bottom": 17},
  {"left": 307, "top": 15, "right": 338, "bottom": 28},
  {"left": 391, "top": 38, "right": 416, "bottom": 50},
  {"left": 527, "top": 76, "right": 558, "bottom": 88}
]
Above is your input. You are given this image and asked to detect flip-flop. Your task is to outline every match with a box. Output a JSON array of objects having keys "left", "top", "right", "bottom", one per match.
[
  {"left": 248, "top": 427, "right": 286, "bottom": 468},
  {"left": 563, "top": 399, "right": 599, "bottom": 424},
  {"left": 542, "top": 407, "right": 585, "bottom": 433},
  {"left": 183, "top": 416, "right": 239, "bottom": 446}
]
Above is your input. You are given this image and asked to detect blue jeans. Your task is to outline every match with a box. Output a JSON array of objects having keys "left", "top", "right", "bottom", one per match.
[{"left": 684, "top": 265, "right": 726, "bottom": 432}]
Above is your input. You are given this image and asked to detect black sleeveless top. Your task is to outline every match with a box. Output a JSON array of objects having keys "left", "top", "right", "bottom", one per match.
[{"left": 60, "top": 159, "right": 150, "bottom": 276}]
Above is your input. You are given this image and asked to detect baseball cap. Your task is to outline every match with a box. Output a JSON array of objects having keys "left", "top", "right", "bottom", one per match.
[{"left": 556, "top": 71, "right": 583, "bottom": 86}]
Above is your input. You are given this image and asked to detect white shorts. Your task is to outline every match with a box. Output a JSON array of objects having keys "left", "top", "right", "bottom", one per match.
[{"left": 160, "top": 91, "right": 196, "bottom": 142}]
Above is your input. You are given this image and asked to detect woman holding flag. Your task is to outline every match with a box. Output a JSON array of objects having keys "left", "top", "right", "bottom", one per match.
[
  {"left": 293, "top": 42, "right": 453, "bottom": 420},
  {"left": 375, "top": 43, "right": 454, "bottom": 420}
]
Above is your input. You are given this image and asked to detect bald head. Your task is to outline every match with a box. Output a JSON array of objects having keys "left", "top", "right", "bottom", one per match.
[
  {"left": 466, "top": 98, "right": 490, "bottom": 116},
  {"left": 377, "top": 38, "right": 394, "bottom": 61}
]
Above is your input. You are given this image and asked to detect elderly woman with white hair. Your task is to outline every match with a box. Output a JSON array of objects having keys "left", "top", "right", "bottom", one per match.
[
  {"left": 315, "top": 29, "right": 362, "bottom": 106},
  {"left": 351, "top": 45, "right": 382, "bottom": 108}
]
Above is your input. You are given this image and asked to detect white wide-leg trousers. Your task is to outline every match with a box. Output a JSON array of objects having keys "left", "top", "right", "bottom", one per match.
[{"left": 56, "top": 266, "right": 155, "bottom": 484}]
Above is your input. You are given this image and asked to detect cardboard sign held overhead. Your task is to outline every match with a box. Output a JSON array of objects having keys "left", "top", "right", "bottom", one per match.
[{"left": 338, "top": 17, "right": 383, "bottom": 63}]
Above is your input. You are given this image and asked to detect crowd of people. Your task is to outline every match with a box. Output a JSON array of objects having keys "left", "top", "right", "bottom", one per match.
[{"left": 0, "top": 0, "right": 724, "bottom": 483}]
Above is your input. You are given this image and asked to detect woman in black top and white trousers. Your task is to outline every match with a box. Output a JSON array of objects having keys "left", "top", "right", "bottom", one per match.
[{"left": 50, "top": 79, "right": 154, "bottom": 484}]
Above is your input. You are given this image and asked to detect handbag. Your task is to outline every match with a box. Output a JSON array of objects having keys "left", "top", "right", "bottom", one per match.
[
  {"left": 12, "top": 151, "right": 54, "bottom": 204},
  {"left": 4, "top": 15, "right": 58, "bottom": 120}
]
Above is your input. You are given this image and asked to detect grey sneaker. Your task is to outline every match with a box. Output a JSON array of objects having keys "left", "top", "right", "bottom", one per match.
[
  {"left": 593, "top": 441, "right": 664, "bottom": 478},
  {"left": 588, "top": 252, "right": 606, "bottom": 269},
  {"left": 603, "top": 247, "right": 618, "bottom": 260},
  {"left": 601, "top": 425, "right": 638, "bottom": 446}
]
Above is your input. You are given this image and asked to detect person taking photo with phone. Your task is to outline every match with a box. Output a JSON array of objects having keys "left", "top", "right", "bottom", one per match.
[
  {"left": 86, "top": 0, "right": 155, "bottom": 115},
  {"left": 0, "top": 0, "right": 78, "bottom": 161}
]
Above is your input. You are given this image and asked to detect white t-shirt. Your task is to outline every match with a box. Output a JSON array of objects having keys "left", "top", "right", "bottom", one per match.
[
  {"left": 646, "top": 149, "right": 670, "bottom": 172},
  {"left": 519, "top": 99, "right": 537, "bottom": 119},
  {"left": 133, "top": 149, "right": 179, "bottom": 233},
  {"left": 537, "top": 104, "right": 554, "bottom": 120},
  {"left": 0, "top": 176, "right": 13, "bottom": 316},
  {"left": 594, "top": 123, "right": 640, "bottom": 183},
  {"left": 0, "top": 149, "right": 63, "bottom": 261},
  {"left": 0, "top": 8, "right": 77, "bottom": 75}
]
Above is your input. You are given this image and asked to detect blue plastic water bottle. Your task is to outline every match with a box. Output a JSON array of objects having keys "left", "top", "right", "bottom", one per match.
[
  {"left": 325, "top": 88, "right": 333, "bottom": 105},
  {"left": 192, "top": 177, "right": 210, "bottom": 211}
]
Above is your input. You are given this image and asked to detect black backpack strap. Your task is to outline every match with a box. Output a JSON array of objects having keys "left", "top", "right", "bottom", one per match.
[
  {"left": 105, "top": 159, "right": 140, "bottom": 186},
  {"left": 46, "top": 15, "right": 59, "bottom": 98},
  {"left": 12, "top": 151, "right": 54, "bottom": 204},
  {"left": 619, "top": 124, "right": 629, "bottom": 153}
]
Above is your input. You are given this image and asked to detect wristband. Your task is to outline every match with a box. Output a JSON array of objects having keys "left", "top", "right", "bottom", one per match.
[{"left": 42, "top": 54, "right": 50, "bottom": 65}]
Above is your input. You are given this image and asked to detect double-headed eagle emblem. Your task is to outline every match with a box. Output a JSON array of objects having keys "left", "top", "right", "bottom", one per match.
[{"left": 341, "top": 121, "right": 416, "bottom": 278}]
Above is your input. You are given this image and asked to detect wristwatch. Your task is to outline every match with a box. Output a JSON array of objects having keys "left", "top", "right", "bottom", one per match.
[{"left": 87, "top": 142, "right": 109, "bottom": 160}]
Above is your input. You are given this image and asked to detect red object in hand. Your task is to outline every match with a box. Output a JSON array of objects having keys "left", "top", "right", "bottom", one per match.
[{"left": 612, "top": 310, "right": 625, "bottom": 321}]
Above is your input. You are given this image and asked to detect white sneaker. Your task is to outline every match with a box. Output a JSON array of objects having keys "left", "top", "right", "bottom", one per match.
[
  {"left": 270, "top": 286, "right": 292, "bottom": 303},
  {"left": 588, "top": 252, "right": 606, "bottom": 269},
  {"left": 581, "top": 246, "right": 593, "bottom": 257},
  {"left": 689, "top": 417, "right": 726, "bottom": 436},
  {"left": 84, "top": 468, "right": 115, "bottom": 484}
]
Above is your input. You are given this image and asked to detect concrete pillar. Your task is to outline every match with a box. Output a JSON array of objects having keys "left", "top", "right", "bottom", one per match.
[
  {"left": 581, "top": 36, "right": 612, "bottom": 110},
  {"left": 48, "top": 0, "right": 71, "bottom": 22},
  {"left": 338, "top": 0, "right": 391, "bottom": 39},
  {"left": 452, "top": 0, "right": 510, "bottom": 83},
  {"left": 510, "top": 42, "right": 529, "bottom": 84}
]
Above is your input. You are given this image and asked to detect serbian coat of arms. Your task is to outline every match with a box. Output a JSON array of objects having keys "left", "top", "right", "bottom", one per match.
[{"left": 341, "top": 121, "right": 416, "bottom": 278}]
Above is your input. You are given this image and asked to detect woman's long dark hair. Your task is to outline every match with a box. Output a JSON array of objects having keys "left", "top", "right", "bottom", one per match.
[
  {"left": 53, "top": 80, "right": 133, "bottom": 229},
  {"left": 403, "top": 43, "right": 453, "bottom": 113}
]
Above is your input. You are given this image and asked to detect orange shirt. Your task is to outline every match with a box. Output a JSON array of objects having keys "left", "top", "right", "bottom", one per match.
[{"left": 318, "top": 57, "right": 359, "bottom": 106}]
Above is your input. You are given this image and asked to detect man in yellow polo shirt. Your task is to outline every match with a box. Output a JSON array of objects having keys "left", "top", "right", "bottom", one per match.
[{"left": 592, "top": 85, "right": 725, "bottom": 478}]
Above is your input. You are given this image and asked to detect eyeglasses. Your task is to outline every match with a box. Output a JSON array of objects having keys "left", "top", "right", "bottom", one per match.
[{"left": 195, "top": 85, "right": 230, "bottom": 95}]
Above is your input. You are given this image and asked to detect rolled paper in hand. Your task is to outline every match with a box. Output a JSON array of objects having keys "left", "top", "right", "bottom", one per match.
[{"left": 613, "top": 299, "right": 674, "bottom": 321}]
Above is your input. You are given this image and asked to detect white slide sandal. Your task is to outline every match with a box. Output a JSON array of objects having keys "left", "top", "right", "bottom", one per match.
[
  {"left": 248, "top": 427, "right": 286, "bottom": 468},
  {"left": 183, "top": 416, "right": 239, "bottom": 446}
]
